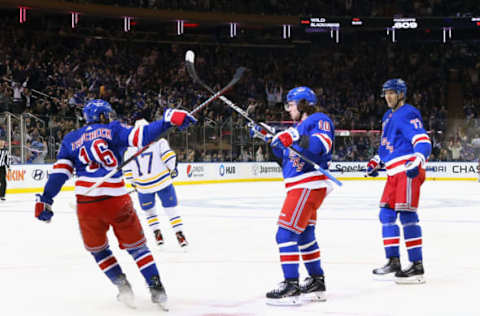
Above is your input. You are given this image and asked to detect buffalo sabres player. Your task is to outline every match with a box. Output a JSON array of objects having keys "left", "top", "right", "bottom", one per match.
[
  {"left": 366, "top": 79, "right": 431, "bottom": 284},
  {"left": 34, "top": 99, "right": 196, "bottom": 308},
  {"left": 124, "top": 119, "right": 188, "bottom": 248},
  {"left": 251, "top": 87, "right": 334, "bottom": 305}
]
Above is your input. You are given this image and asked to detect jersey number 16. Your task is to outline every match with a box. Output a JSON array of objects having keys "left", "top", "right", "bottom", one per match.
[{"left": 79, "top": 139, "right": 118, "bottom": 172}]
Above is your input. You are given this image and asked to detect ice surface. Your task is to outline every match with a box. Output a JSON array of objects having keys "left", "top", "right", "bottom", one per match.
[{"left": 1, "top": 180, "right": 479, "bottom": 316}]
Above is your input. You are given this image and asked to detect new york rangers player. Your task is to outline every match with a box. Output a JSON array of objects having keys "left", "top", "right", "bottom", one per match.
[
  {"left": 124, "top": 119, "right": 188, "bottom": 248},
  {"left": 252, "top": 87, "right": 334, "bottom": 305},
  {"left": 366, "top": 79, "right": 431, "bottom": 284},
  {"left": 34, "top": 99, "right": 196, "bottom": 308}
]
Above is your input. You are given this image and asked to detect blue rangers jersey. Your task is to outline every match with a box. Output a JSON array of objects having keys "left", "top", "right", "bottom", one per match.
[
  {"left": 379, "top": 103, "right": 431, "bottom": 176},
  {"left": 272, "top": 112, "right": 335, "bottom": 192},
  {"left": 44, "top": 120, "right": 171, "bottom": 201}
]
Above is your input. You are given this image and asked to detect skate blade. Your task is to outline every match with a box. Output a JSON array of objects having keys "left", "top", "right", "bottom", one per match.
[
  {"left": 302, "top": 291, "right": 326, "bottom": 302},
  {"left": 266, "top": 296, "right": 302, "bottom": 306},
  {"left": 395, "top": 275, "right": 425, "bottom": 284}
]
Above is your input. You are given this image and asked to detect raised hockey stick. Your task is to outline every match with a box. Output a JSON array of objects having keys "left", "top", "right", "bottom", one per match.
[
  {"left": 84, "top": 67, "right": 246, "bottom": 195},
  {"left": 185, "top": 50, "right": 342, "bottom": 187}
]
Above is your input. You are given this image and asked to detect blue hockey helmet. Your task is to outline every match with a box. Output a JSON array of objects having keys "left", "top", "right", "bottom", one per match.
[
  {"left": 83, "top": 99, "right": 113, "bottom": 123},
  {"left": 381, "top": 79, "right": 407, "bottom": 97},
  {"left": 286, "top": 86, "right": 317, "bottom": 106}
]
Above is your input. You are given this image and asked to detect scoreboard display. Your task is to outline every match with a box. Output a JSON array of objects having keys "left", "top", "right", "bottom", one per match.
[{"left": 300, "top": 16, "right": 480, "bottom": 31}]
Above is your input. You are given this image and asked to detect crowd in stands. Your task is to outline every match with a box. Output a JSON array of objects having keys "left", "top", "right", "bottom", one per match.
[
  {"left": 64, "top": 0, "right": 479, "bottom": 17},
  {"left": 0, "top": 13, "right": 479, "bottom": 164}
]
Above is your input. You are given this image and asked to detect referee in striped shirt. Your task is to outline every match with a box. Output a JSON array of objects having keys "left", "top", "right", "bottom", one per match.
[{"left": 0, "top": 139, "right": 9, "bottom": 201}]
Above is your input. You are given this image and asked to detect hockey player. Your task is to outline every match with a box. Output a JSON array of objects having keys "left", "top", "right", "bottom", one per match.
[
  {"left": 124, "top": 119, "right": 188, "bottom": 248},
  {"left": 34, "top": 99, "right": 196, "bottom": 308},
  {"left": 251, "top": 87, "right": 334, "bottom": 305},
  {"left": 366, "top": 79, "right": 431, "bottom": 284}
]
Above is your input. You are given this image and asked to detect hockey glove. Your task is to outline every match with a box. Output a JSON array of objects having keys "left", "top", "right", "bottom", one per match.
[
  {"left": 271, "top": 127, "right": 300, "bottom": 149},
  {"left": 163, "top": 109, "right": 197, "bottom": 131},
  {"left": 34, "top": 194, "right": 54, "bottom": 222},
  {"left": 366, "top": 155, "right": 382, "bottom": 177},
  {"left": 248, "top": 123, "right": 274, "bottom": 142},
  {"left": 405, "top": 153, "right": 425, "bottom": 178},
  {"left": 170, "top": 168, "right": 178, "bottom": 179}
]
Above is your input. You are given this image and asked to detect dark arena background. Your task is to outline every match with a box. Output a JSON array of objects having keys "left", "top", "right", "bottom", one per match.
[{"left": 0, "top": 1, "right": 479, "bottom": 316}]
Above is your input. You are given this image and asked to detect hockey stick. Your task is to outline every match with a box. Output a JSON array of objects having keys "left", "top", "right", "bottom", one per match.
[
  {"left": 84, "top": 67, "right": 246, "bottom": 195},
  {"left": 185, "top": 50, "right": 342, "bottom": 187}
]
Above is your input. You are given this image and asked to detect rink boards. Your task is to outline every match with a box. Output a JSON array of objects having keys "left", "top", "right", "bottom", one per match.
[{"left": 5, "top": 161, "right": 479, "bottom": 194}]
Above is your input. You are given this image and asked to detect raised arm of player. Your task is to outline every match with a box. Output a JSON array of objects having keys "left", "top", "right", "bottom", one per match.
[{"left": 116, "top": 110, "right": 197, "bottom": 149}]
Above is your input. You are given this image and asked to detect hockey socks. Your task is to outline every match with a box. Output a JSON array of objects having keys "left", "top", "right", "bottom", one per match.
[
  {"left": 91, "top": 247, "right": 123, "bottom": 284},
  {"left": 379, "top": 208, "right": 400, "bottom": 258},
  {"left": 127, "top": 245, "right": 159, "bottom": 286},
  {"left": 298, "top": 225, "right": 324, "bottom": 276},
  {"left": 163, "top": 206, "right": 184, "bottom": 233},
  {"left": 276, "top": 227, "right": 300, "bottom": 280},
  {"left": 143, "top": 207, "right": 161, "bottom": 232},
  {"left": 399, "top": 212, "right": 423, "bottom": 262}
]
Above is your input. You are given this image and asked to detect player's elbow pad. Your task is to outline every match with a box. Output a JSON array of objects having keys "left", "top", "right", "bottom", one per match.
[{"left": 414, "top": 142, "right": 431, "bottom": 161}]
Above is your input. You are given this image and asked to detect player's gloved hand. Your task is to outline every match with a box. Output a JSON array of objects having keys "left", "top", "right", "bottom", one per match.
[
  {"left": 34, "top": 194, "right": 54, "bottom": 222},
  {"left": 248, "top": 123, "right": 274, "bottom": 142},
  {"left": 366, "top": 155, "right": 382, "bottom": 177},
  {"left": 271, "top": 127, "right": 300, "bottom": 149},
  {"left": 405, "top": 153, "right": 425, "bottom": 178},
  {"left": 163, "top": 109, "right": 197, "bottom": 130},
  {"left": 170, "top": 168, "right": 178, "bottom": 179}
]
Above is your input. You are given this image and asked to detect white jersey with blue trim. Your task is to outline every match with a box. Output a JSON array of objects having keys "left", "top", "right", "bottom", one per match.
[
  {"left": 274, "top": 112, "right": 335, "bottom": 192},
  {"left": 49, "top": 120, "right": 170, "bottom": 197},
  {"left": 379, "top": 103, "right": 431, "bottom": 176},
  {"left": 124, "top": 138, "right": 176, "bottom": 193}
]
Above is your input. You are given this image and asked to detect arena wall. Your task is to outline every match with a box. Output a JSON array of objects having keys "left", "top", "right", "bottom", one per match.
[{"left": 5, "top": 161, "right": 479, "bottom": 194}]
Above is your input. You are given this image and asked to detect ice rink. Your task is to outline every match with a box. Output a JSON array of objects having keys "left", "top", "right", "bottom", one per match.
[{"left": 1, "top": 180, "right": 479, "bottom": 316}]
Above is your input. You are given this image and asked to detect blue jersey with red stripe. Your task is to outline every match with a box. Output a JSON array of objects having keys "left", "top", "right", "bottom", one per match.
[
  {"left": 379, "top": 103, "right": 431, "bottom": 175},
  {"left": 42, "top": 119, "right": 171, "bottom": 201},
  {"left": 273, "top": 112, "right": 335, "bottom": 192}
]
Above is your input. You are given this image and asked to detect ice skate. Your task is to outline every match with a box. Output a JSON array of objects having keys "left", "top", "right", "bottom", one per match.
[
  {"left": 114, "top": 274, "right": 136, "bottom": 309},
  {"left": 300, "top": 275, "right": 326, "bottom": 302},
  {"left": 149, "top": 275, "right": 169, "bottom": 311},
  {"left": 175, "top": 231, "right": 188, "bottom": 248},
  {"left": 395, "top": 261, "right": 425, "bottom": 284},
  {"left": 266, "top": 279, "right": 302, "bottom": 306},
  {"left": 372, "top": 257, "right": 401, "bottom": 281},
  {"left": 154, "top": 229, "right": 164, "bottom": 246}
]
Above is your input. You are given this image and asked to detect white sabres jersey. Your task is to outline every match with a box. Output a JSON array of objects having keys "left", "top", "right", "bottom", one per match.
[{"left": 124, "top": 138, "right": 176, "bottom": 193}]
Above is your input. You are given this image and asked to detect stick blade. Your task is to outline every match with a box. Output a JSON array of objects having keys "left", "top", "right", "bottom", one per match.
[{"left": 185, "top": 50, "right": 195, "bottom": 63}]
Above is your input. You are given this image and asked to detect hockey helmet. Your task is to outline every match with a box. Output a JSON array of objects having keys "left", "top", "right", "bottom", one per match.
[
  {"left": 286, "top": 86, "right": 317, "bottom": 110},
  {"left": 83, "top": 99, "right": 113, "bottom": 123},
  {"left": 381, "top": 79, "right": 407, "bottom": 97}
]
